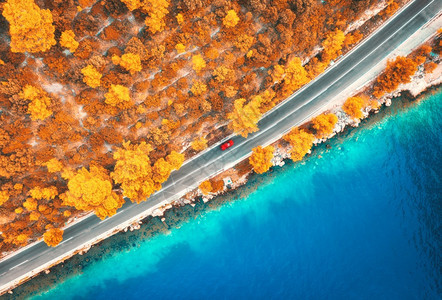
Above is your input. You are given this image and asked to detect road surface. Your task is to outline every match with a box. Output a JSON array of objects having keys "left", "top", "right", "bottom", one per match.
[{"left": 0, "top": 0, "right": 440, "bottom": 293}]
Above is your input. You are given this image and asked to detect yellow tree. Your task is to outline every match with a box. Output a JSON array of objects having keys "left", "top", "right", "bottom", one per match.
[
  {"left": 213, "top": 66, "right": 235, "bottom": 83},
  {"left": 150, "top": 152, "right": 184, "bottom": 186},
  {"left": 152, "top": 158, "right": 172, "bottom": 184},
  {"left": 111, "top": 141, "right": 157, "bottom": 203},
  {"left": 283, "top": 128, "right": 315, "bottom": 161},
  {"left": 121, "top": 0, "right": 142, "bottom": 11},
  {"left": 282, "top": 57, "right": 309, "bottom": 94},
  {"left": 176, "top": 13, "right": 184, "bottom": 24},
  {"left": 249, "top": 146, "right": 274, "bottom": 174},
  {"left": 223, "top": 10, "right": 239, "bottom": 28},
  {"left": 81, "top": 65, "right": 102, "bottom": 88},
  {"left": 257, "top": 89, "right": 276, "bottom": 113},
  {"left": 61, "top": 163, "right": 124, "bottom": 219},
  {"left": 343, "top": 96, "right": 365, "bottom": 119},
  {"left": 2, "top": 0, "right": 56, "bottom": 53},
  {"left": 23, "top": 198, "right": 38, "bottom": 211},
  {"left": 190, "top": 80, "right": 207, "bottom": 96},
  {"left": 43, "top": 227, "right": 64, "bottom": 247},
  {"left": 322, "top": 29, "right": 346, "bottom": 62},
  {"left": 44, "top": 158, "right": 63, "bottom": 173},
  {"left": 30, "top": 211, "right": 40, "bottom": 221},
  {"left": 228, "top": 97, "right": 262, "bottom": 138},
  {"left": 175, "top": 43, "right": 186, "bottom": 53},
  {"left": 311, "top": 113, "right": 338, "bottom": 138},
  {"left": 199, "top": 180, "right": 212, "bottom": 195},
  {"left": 143, "top": 0, "right": 170, "bottom": 34},
  {"left": 105, "top": 84, "right": 133, "bottom": 108},
  {"left": 60, "top": 30, "right": 79, "bottom": 53},
  {"left": 112, "top": 53, "right": 142, "bottom": 74},
  {"left": 20, "top": 85, "right": 53, "bottom": 121},
  {"left": 166, "top": 151, "right": 184, "bottom": 170},
  {"left": 271, "top": 65, "right": 285, "bottom": 83},
  {"left": 29, "top": 186, "right": 58, "bottom": 200},
  {"left": 191, "top": 137, "right": 208, "bottom": 151},
  {"left": 192, "top": 55, "right": 206, "bottom": 73},
  {"left": 0, "top": 191, "right": 9, "bottom": 206},
  {"left": 121, "top": 0, "right": 169, "bottom": 34}
]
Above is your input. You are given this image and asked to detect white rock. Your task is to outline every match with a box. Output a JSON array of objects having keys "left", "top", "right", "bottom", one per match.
[{"left": 151, "top": 209, "right": 163, "bottom": 217}]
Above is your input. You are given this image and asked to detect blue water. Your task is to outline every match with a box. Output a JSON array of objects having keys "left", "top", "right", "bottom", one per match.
[{"left": 34, "top": 91, "right": 441, "bottom": 299}]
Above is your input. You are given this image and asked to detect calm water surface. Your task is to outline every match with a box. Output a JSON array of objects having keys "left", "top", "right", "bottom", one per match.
[{"left": 34, "top": 91, "right": 441, "bottom": 299}]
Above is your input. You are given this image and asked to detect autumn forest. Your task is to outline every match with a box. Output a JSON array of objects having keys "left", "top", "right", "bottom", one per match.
[{"left": 0, "top": 0, "right": 439, "bottom": 253}]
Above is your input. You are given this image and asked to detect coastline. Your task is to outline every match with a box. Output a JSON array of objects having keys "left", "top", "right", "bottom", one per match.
[
  {"left": 0, "top": 0, "right": 412, "bottom": 259},
  {"left": 1, "top": 5, "right": 441, "bottom": 295},
  {"left": 148, "top": 23, "right": 442, "bottom": 222},
  {"left": 5, "top": 83, "right": 441, "bottom": 298},
  {"left": 114, "top": 8, "right": 442, "bottom": 229}
]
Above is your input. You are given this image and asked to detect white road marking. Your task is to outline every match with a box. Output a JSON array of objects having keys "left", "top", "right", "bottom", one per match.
[
  {"left": 61, "top": 237, "right": 74, "bottom": 244},
  {"left": 9, "top": 260, "right": 28, "bottom": 270}
]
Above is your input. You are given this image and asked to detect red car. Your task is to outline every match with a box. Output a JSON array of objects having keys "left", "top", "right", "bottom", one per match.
[{"left": 220, "top": 139, "right": 234, "bottom": 151}]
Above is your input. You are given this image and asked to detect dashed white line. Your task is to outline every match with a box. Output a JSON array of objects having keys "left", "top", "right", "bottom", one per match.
[
  {"left": 99, "top": 218, "right": 111, "bottom": 224},
  {"left": 9, "top": 260, "right": 28, "bottom": 270},
  {"left": 61, "top": 237, "right": 74, "bottom": 244}
]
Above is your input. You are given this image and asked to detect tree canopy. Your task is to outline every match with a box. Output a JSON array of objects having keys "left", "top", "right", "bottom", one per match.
[
  {"left": 283, "top": 128, "right": 315, "bottom": 162},
  {"left": 311, "top": 113, "right": 338, "bottom": 138},
  {"left": 2, "top": 0, "right": 56, "bottom": 53},
  {"left": 249, "top": 146, "right": 274, "bottom": 174}
]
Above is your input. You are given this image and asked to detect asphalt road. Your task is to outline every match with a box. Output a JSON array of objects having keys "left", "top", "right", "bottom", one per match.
[{"left": 0, "top": 0, "right": 440, "bottom": 293}]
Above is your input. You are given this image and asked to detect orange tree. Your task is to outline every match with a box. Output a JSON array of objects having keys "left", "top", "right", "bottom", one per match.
[
  {"left": 249, "top": 145, "right": 274, "bottom": 174},
  {"left": 281, "top": 57, "right": 310, "bottom": 95},
  {"left": 111, "top": 142, "right": 184, "bottom": 203},
  {"left": 61, "top": 163, "right": 124, "bottom": 220},
  {"left": 59, "top": 30, "right": 79, "bottom": 53},
  {"left": 43, "top": 227, "right": 64, "bottom": 247},
  {"left": 199, "top": 180, "right": 212, "bottom": 195},
  {"left": 228, "top": 97, "right": 262, "bottom": 138},
  {"left": 191, "top": 137, "right": 208, "bottom": 151},
  {"left": 81, "top": 65, "right": 102, "bottom": 88},
  {"left": 111, "top": 141, "right": 157, "bottom": 203},
  {"left": 342, "top": 96, "right": 365, "bottom": 119},
  {"left": 2, "top": 0, "right": 56, "bottom": 53},
  {"left": 373, "top": 56, "right": 418, "bottom": 98},
  {"left": 322, "top": 29, "right": 346, "bottom": 62},
  {"left": 311, "top": 113, "right": 338, "bottom": 138},
  {"left": 20, "top": 85, "right": 53, "bottom": 121},
  {"left": 283, "top": 128, "right": 315, "bottom": 162}
]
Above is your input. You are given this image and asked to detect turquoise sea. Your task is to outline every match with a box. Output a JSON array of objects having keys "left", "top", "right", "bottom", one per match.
[{"left": 33, "top": 90, "right": 441, "bottom": 299}]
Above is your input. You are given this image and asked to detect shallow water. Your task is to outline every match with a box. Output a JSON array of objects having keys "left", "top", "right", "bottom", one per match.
[{"left": 33, "top": 90, "right": 441, "bottom": 299}]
